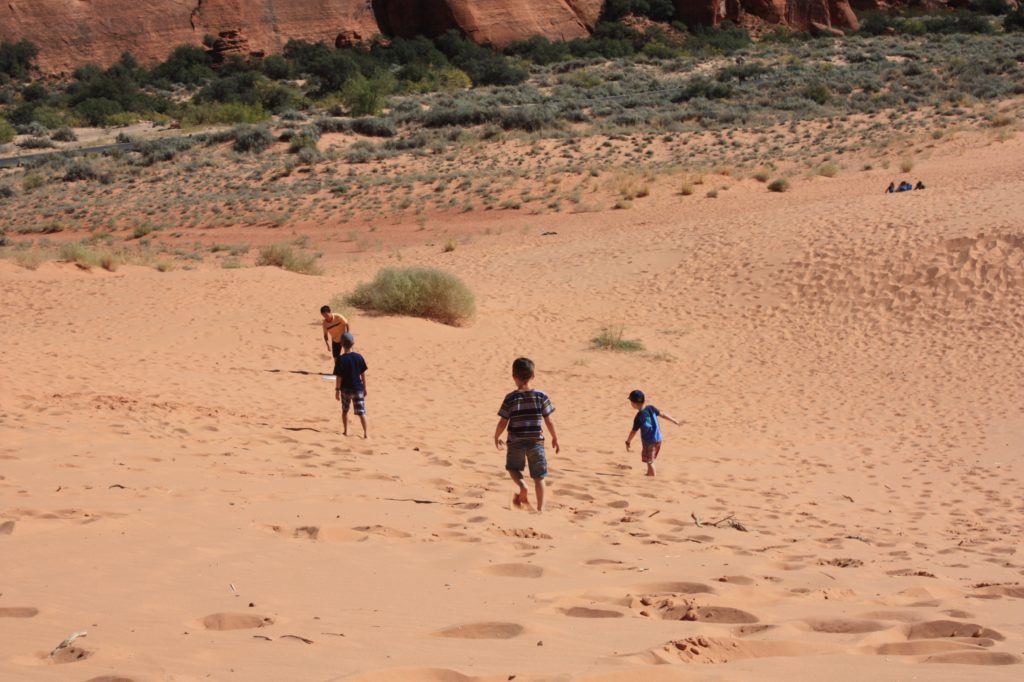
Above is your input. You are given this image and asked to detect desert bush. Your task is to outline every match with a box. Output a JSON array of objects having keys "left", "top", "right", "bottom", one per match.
[
  {"left": 288, "top": 124, "right": 320, "bottom": 153},
  {"left": 591, "top": 326, "right": 644, "bottom": 352},
  {"left": 342, "top": 77, "right": 391, "bottom": 117},
  {"left": 180, "top": 102, "right": 269, "bottom": 127},
  {"left": 232, "top": 125, "right": 273, "bottom": 153},
  {"left": 18, "top": 136, "right": 54, "bottom": 149},
  {"left": 1006, "top": 6, "right": 1024, "bottom": 30},
  {"left": 767, "top": 178, "right": 790, "bottom": 192},
  {"left": 0, "top": 119, "right": 14, "bottom": 144},
  {"left": 0, "top": 184, "right": 13, "bottom": 198},
  {"left": 59, "top": 241, "right": 100, "bottom": 268},
  {"left": 346, "top": 267, "right": 475, "bottom": 326},
  {"left": 350, "top": 117, "right": 397, "bottom": 138},
  {"left": 818, "top": 162, "right": 840, "bottom": 177},
  {"left": 14, "top": 249, "right": 45, "bottom": 270},
  {"left": 256, "top": 243, "right": 323, "bottom": 275},
  {"left": 51, "top": 126, "right": 77, "bottom": 142},
  {"left": 0, "top": 40, "right": 39, "bottom": 80},
  {"left": 63, "top": 161, "right": 98, "bottom": 182}
]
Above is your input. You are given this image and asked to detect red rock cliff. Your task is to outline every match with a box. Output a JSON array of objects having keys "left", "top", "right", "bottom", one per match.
[{"left": 2, "top": 0, "right": 864, "bottom": 74}]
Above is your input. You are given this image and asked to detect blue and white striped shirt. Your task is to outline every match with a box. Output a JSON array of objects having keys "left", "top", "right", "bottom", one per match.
[{"left": 498, "top": 390, "right": 555, "bottom": 444}]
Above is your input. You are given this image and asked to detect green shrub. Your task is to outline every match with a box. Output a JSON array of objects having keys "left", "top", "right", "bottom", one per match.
[
  {"left": 591, "top": 326, "right": 644, "bottom": 352},
  {"left": 256, "top": 243, "right": 323, "bottom": 275},
  {"left": 346, "top": 267, "right": 475, "bottom": 326},
  {"left": 180, "top": 102, "right": 269, "bottom": 128},
  {"left": 0, "top": 119, "right": 14, "bottom": 144},
  {"left": 63, "top": 161, "right": 98, "bottom": 182},
  {"left": 59, "top": 241, "right": 99, "bottom": 268},
  {"left": 51, "top": 126, "right": 77, "bottom": 142},
  {"left": 767, "top": 178, "right": 790, "bottom": 192},
  {"left": 350, "top": 117, "right": 396, "bottom": 138},
  {"left": 1006, "top": 6, "right": 1024, "bottom": 30},
  {"left": 232, "top": 125, "right": 273, "bottom": 153},
  {"left": 342, "top": 77, "right": 390, "bottom": 117},
  {"left": 0, "top": 40, "right": 39, "bottom": 80}
]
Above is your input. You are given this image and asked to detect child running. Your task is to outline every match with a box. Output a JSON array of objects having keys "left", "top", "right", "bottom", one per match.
[
  {"left": 494, "top": 357, "right": 559, "bottom": 512},
  {"left": 334, "top": 332, "right": 368, "bottom": 438},
  {"left": 624, "top": 389, "right": 681, "bottom": 477}
]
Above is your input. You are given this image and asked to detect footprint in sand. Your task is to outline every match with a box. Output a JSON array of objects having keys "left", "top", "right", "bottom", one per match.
[
  {"left": 906, "top": 620, "right": 1004, "bottom": 641},
  {"left": 922, "top": 651, "right": 1022, "bottom": 665},
  {"left": 434, "top": 622, "right": 523, "bottom": 639},
  {"left": 201, "top": 613, "right": 274, "bottom": 631},
  {"left": 0, "top": 520, "right": 14, "bottom": 535},
  {"left": 560, "top": 607, "right": 624, "bottom": 618},
  {"left": 482, "top": 563, "right": 543, "bottom": 578},
  {"left": 0, "top": 607, "right": 38, "bottom": 617},
  {"left": 85, "top": 677, "right": 139, "bottom": 682},
  {"left": 803, "top": 618, "right": 888, "bottom": 634}
]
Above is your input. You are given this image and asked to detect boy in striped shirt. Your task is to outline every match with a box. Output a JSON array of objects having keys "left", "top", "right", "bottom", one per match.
[{"left": 494, "top": 357, "right": 559, "bottom": 512}]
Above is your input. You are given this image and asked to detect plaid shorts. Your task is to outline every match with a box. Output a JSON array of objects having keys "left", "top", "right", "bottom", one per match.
[
  {"left": 641, "top": 442, "right": 661, "bottom": 463},
  {"left": 341, "top": 391, "right": 365, "bottom": 416}
]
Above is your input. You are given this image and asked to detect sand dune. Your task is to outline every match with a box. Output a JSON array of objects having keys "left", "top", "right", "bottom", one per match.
[{"left": 1, "top": 131, "right": 1022, "bottom": 681}]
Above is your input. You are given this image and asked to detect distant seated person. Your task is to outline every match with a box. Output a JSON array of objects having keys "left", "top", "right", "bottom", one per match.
[
  {"left": 914, "top": 181, "right": 926, "bottom": 190},
  {"left": 886, "top": 182, "right": 896, "bottom": 193},
  {"left": 320, "top": 305, "right": 349, "bottom": 358},
  {"left": 897, "top": 180, "right": 913, "bottom": 192}
]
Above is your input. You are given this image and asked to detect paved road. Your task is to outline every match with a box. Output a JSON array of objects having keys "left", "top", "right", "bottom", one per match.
[{"left": 0, "top": 142, "right": 134, "bottom": 169}]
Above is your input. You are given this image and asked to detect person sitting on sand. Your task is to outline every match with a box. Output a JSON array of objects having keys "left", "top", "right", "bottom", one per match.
[
  {"left": 625, "top": 390, "right": 682, "bottom": 477},
  {"left": 321, "top": 305, "right": 349, "bottom": 358},
  {"left": 494, "top": 357, "right": 559, "bottom": 512},
  {"left": 334, "top": 332, "right": 368, "bottom": 439},
  {"left": 914, "top": 181, "right": 926, "bottom": 190},
  {"left": 897, "top": 180, "right": 913, "bottom": 192},
  {"left": 886, "top": 182, "right": 896, "bottom": 194}
]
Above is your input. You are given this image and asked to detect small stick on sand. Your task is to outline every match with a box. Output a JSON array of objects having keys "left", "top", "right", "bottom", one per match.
[
  {"left": 726, "top": 519, "right": 749, "bottom": 532},
  {"left": 253, "top": 635, "right": 272, "bottom": 641},
  {"left": 281, "top": 634, "right": 314, "bottom": 644},
  {"left": 841, "top": 495, "right": 854, "bottom": 503},
  {"left": 49, "top": 630, "right": 87, "bottom": 658},
  {"left": 691, "top": 512, "right": 702, "bottom": 527},
  {"left": 229, "top": 583, "right": 237, "bottom": 594},
  {"left": 709, "top": 514, "right": 735, "bottom": 527},
  {"left": 648, "top": 510, "right": 661, "bottom": 518}
]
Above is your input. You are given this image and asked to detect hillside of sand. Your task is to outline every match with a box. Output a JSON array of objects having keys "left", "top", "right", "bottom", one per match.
[{"left": 1, "top": 124, "right": 1023, "bottom": 681}]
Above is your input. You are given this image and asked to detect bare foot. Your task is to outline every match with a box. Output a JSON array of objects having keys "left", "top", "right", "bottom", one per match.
[{"left": 513, "top": 488, "right": 530, "bottom": 508}]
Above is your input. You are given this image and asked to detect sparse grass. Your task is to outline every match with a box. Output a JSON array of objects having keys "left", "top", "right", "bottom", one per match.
[
  {"left": 752, "top": 170, "right": 770, "bottom": 182},
  {"left": 346, "top": 267, "right": 475, "bottom": 326},
  {"left": 706, "top": 189, "right": 718, "bottom": 198},
  {"left": 899, "top": 158, "right": 915, "bottom": 173},
  {"left": 58, "top": 242, "right": 100, "bottom": 269},
  {"left": 767, "top": 178, "right": 790, "bottom": 192},
  {"left": 14, "top": 249, "right": 46, "bottom": 270},
  {"left": 591, "top": 326, "right": 645, "bottom": 353},
  {"left": 256, "top": 243, "right": 323, "bottom": 275},
  {"left": 154, "top": 260, "right": 174, "bottom": 272},
  {"left": 679, "top": 182, "right": 694, "bottom": 196},
  {"left": 818, "top": 162, "right": 841, "bottom": 177},
  {"left": 442, "top": 238, "right": 457, "bottom": 253}
]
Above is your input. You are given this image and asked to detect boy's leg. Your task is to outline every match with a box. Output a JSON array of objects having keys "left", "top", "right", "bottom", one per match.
[
  {"left": 352, "top": 392, "right": 368, "bottom": 438},
  {"left": 506, "top": 446, "right": 529, "bottom": 507},
  {"left": 642, "top": 443, "right": 657, "bottom": 476},
  {"left": 526, "top": 444, "right": 548, "bottom": 512},
  {"left": 533, "top": 477, "right": 545, "bottom": 512},
  {"left": 340, "top": 394, "right": 350, "bottom": 435}
]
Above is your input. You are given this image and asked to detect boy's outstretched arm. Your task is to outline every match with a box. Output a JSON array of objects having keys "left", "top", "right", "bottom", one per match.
[
  {"left": 543, "top": 415, "right": 560, "bottom": 453},
  {"left": 661, "top": 412, "right": 683, "bottom": 426},
  {"left": 625, "top": 428, "right": 638, "bottom": 451},
  {"left": 494, "top": 417, "right": 509, "bottom": 449}
]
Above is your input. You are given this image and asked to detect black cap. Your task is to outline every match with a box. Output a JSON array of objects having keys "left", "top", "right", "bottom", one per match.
[{"left": 628, "top": 389, "right": 645, "bottom": 403}]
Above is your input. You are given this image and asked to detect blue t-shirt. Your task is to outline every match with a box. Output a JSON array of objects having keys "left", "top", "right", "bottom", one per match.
[
  {"left": 632, "top": 405, "right": 662, "bottom": 445},
  {"left": 334, "top": 352, "right": 367, "bottom": 393}
]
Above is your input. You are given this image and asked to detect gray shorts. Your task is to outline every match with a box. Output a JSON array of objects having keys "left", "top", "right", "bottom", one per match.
[
  {"left": 506, "top": 442, "right": 548, "bottom": 480},
  {"left": 341, "top": 391, "right": 365, "bottom": 416}
]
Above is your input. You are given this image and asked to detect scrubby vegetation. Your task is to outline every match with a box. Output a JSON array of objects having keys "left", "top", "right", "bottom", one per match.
[
  {"left": 592, "top": 326, "right": 645, "bottom": 352},
  {"left": 346, "top": 267, "right": 475, "bottom": 326},
  {"left": 0, "top": 11, "right": 1021, "bottom": 242},
  {"left": 256, "top": 243, "right": 323, "bottom": 275}
]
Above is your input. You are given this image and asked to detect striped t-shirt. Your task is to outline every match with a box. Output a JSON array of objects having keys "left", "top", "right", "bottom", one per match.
[{"left": 498, "top": 390, "right": 555, "bottom": 445}]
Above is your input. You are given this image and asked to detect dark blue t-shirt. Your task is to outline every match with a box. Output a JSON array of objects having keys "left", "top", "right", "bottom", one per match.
[
  {"left": 632, "top": 405, "right": 662, "bottom": 445},
  {"left": 334, "top": 352, "right": 367, "bottom": 393}
]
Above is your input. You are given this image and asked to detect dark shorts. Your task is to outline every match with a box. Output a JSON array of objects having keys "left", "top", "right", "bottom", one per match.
[
  {"left": 641, "top": 441, "right": 661, "bottom": 464},
  {"left": 506, "top": 442, "right": 548, "bottom": 480},
  {"left": 341, "top": 391, "right": 365, "bottom": 416},
  {"left": 331, "top": 341, "right": 342, "bottom": 358}
]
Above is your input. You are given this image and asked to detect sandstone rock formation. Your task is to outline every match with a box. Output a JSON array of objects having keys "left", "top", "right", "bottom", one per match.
[
  {"left": 2, "top": 0, "right": 872, "bottom": 74},
  {"left": 674, "top": 0, "right": 860, "bottom": 35}
]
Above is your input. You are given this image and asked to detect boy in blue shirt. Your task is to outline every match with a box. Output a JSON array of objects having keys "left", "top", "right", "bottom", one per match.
[
  {"left": 334, "top": 332, "right": 368, "bottom": 438},
  {"left": 625, "top": 389, "right": 681, "bottom": 477},
  {"left": 494, "top": 357, "right": 559, "bottom": 512}
]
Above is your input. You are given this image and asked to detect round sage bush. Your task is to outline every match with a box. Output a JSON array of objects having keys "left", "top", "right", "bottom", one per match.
[{"left": 346, "top": 267, "right": 475, "bottom": 326}]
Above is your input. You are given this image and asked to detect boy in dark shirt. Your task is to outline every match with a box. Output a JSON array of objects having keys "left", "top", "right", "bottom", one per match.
[
  {"left": 334, "top": 332, "right": 368, "bottom": 438},
  {"left": 494, "top": 357, "right": 559, "bottom": 512},
  {"left": 624, "top": 389, "right": 681, "bottom": 477}
]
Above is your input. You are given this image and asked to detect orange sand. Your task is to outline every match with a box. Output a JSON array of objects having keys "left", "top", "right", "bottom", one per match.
[{"left": 1, "top": 130, "right": 1022, "bottom": 681}]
